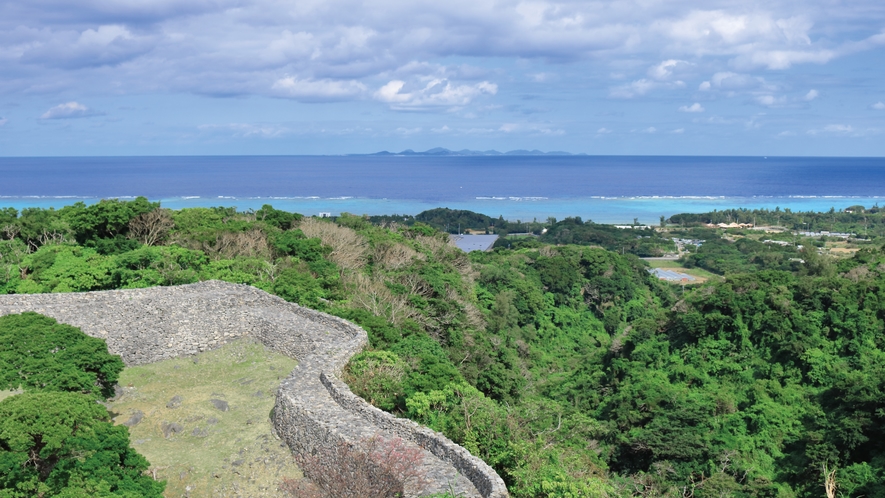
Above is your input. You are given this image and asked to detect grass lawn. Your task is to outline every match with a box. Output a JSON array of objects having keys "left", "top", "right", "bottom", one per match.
[
  {"left": 108, "top": 339, "right": 300, "bottom": 498},
  {"left": 643, "top": 259, "right": 722, "bottom": 283}
]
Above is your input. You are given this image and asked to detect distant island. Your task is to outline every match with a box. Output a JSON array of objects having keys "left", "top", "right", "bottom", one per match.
[{"left": 362, "top": 147, "right": 585, "bottom": 156}]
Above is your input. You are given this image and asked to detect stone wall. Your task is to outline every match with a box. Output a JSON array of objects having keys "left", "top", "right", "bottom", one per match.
[{"left": 0, "top": 281, "right": 508, "bottom": 498}]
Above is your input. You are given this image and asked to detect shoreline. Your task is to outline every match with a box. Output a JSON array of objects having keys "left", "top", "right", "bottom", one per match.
[{"left": 1, "top": 195, "right": 881, "bottom": 225}]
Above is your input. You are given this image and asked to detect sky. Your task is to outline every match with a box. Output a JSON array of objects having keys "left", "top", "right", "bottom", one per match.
[{"left": 1, "top": 0, "right": 884, "bottom": 156}]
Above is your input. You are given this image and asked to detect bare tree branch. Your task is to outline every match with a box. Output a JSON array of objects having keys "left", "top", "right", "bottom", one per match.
[{"left": 129, "top": 208, "right": 175, "bottom": 246}]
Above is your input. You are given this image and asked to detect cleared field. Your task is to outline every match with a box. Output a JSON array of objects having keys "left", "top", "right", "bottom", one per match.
[
  {"left": 107, "top": 339, "right": 301, "bottom": 498},
  {"left": 643, "top": 259, "right": 721, "bottom": 283},
  {"left": 824, "top": 241, "right": 861, "bottom": 258}
]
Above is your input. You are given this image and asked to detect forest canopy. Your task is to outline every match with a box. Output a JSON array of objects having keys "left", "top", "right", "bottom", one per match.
[
  {"left": 2, "top": 199, "right": 885, "bottom": 497},
  {"left": 0, "top": 312, "right": 162, "bottom": 497}
]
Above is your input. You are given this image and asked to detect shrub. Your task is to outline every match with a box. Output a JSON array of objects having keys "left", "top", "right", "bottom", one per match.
[
  {"left": 0, "top": 312, "right": 124, "bottom": 399},
  {"left": 299, "top": 218, "right": 368, "bottom": 270},
  {"left": 0, "top": 391, "right": 165, "bottom": 497},
  {"left": 345, "top": 351, "right": 406, "bottom": 411}
]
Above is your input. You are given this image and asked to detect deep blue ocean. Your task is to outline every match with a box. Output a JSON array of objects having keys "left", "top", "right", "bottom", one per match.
[{"left": 1, "top": 155, "right": 883, "bottom": 223}]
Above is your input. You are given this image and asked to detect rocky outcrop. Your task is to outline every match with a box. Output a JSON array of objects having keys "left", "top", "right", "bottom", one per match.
[{"left": 0, "top": 281, "right": 508, "bottom": 498}]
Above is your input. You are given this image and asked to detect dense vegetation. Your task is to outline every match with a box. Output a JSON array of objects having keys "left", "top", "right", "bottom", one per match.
[
  {"left": 669, "top": 206, "right": 884, "bottom": 237},
  {"left": 2, "top": 199, "right": 885, "bottom": 497},
  {"left": 0, "top": 312, "right": 163, "bottom": 497},
  {"left": 0, "top": 312, "right": 124, "bottom": 399},
  {"left": 681, "top": 237, "right": 803, "bottom": 274},
  {"left": 369, "top": 207, "right": 545, "bottom": 235},
  {"left": 539, "top": 217, "right": 676, "bottom": 256}
]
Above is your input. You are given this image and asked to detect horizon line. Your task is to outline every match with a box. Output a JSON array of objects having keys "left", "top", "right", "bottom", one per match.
[{"left": 2, "top": 153, "right": 885, "bottom": 159}]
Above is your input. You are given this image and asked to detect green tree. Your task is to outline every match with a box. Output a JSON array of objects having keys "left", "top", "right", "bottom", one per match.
[
  {"left": 0, "top": 391, "right": 164, "bottom": 497},
  {"left": 256, "top": 204, "right": 301, "bottom": 230},
  {"left": 16, "top": 208, "right": 71, "bottom": 249},
  {"left": 534, "top": 256, "right": 581, "bottom": 306},
  {"left": 18, "top": 245, "right": 115, "bottom": 293},
  {"left": 0, "top": 312, "right": 124, "bottom": 399},
  {"left": 273, "top": 267, "right": 326, "bottom": 308},
  {"left": 62, "top": 198, "right": 156, "bottom": 244}
]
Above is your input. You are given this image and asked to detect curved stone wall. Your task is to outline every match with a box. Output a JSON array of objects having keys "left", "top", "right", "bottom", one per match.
[{"left": 0, "top": 281, "right": 508, "bottom": 498}]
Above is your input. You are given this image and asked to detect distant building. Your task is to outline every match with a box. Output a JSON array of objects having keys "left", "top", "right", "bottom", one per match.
[
  {"left": 451, "top": 234, "right": 499, "bottom": 252},
  {"left": 798, "top": 231, "right": 852, "bottom": 238},
  {"left": 763, "top": 239, "right": 792, "bottom": 246},
  {"left": 318, "top": 212, "right": 332, "bottom": 218},
  {"left": 713, "top": 222, "right": 754, "bottom": 229},
  {"left": 614, "top": 225, "right": 652, "bottom": 229}
]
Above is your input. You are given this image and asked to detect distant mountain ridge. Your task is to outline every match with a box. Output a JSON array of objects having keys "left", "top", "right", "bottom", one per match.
[{"left": 364, "top": 147, "right": 584, "bottom": 156}]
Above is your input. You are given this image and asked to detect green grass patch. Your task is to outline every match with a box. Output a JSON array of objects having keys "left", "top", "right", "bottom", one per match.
[{"left": 108, "top": 339, "right": 300, "bottom": 498}]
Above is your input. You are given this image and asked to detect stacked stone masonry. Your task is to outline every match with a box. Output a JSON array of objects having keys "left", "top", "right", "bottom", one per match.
[{"left": 0, "top": 281, "right": 508, "bottom": 498}]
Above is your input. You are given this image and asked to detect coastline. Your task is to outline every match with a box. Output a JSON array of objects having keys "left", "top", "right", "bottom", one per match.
[{"left": 2, "top": 195, "right": 881, "bottom": 224}]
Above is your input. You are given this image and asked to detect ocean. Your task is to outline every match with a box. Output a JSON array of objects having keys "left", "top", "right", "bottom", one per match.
[{"left": 1, "top": 155, "right": 883, "bottom": 223}]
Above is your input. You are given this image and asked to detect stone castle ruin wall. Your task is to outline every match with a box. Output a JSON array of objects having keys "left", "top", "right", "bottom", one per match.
[{"left": 0, "top": 281, "right": 508, "bottom": 498}]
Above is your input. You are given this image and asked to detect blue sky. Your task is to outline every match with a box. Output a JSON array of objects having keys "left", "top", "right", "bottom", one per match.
[{"left": 1, "top": 0, "right": 884, "bottom": 156}]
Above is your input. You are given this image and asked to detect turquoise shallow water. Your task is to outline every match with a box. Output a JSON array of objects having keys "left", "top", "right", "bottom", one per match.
[
  {"left": 2, "top": 195, "right": 881, "bottom": 224},
  {"left": 2, "top": 155, "right": 883, "bottom": 222}
]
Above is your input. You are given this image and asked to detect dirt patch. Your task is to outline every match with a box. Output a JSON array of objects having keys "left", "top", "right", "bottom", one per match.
[
  {"left": 0, "top": 389, "right": 23, "bottom": 402},
  {"left": 829, "top": 247, "right": 859, "bottom": 255},
  {"left": 108, "top": 339, "right": 300, "bottom": 498}
]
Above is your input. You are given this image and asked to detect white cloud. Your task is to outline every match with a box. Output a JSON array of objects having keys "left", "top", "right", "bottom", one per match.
[
  {"left": 696, "top": 72, "right": 777, "bottom": 102},
  {"left": 824, "top": 124, "right": 853, "bottom": 133},
  {"left": 199, "top": 123, "right": 289, "bottom": 138},
  {"left": 755, "top": 94, "right": 788, "bottom": 107},
  {"left": 654, "top": 10, "right": 859, "bottom": 70},
  {"left": 263, "top": 30, "right": 319, "bottom": 65},
  {"left": 40, "top": 101, "right": 101, "bottom": 119},
  {"left": 271, "top": 77, "right": 366, "bottom": 102},
  {"left": 734, "top": 49, "right": 838, "bottom": 70},
  {"left": 609, "top": 78, "right": 685, "bottom": 99},
  {"left": 807, "top": 124, "right": 857, "bottom": 135},
  {"left": 710, "top": 72, "right": 765, "bottom": 90},
  {"left": 807, "top": 124, "right": 881, "bottom": 137},
  {"left": 498, "top": 122, "right": 564, "bottom": 135},
  {"left": 19, "top": 24, "right": 154, "bottom": 69},
  {"left": 4, "top": 0, "right": 885, "bottom": 151},
  {"left": 375, "top": 81, "right": 409, "bottom": 104},
  {"left": 608, "top": 78, "right": 659, "bottom": 99},
  {"left": 643, "top": 127, "right": 657, "bottom": 133},
  {"left": 529, "top": 72, "right": 553, "bottom": 82},
  {"left": 700, "top": 73, "right": 814, "bottom": 107},
  {"left": 671, "top": 128, "right": 685, "bottom": 134},
  {"left": 6, "top": 1, "right": 878, "bottom": 75},
  {"left": 374, "top": 79, "right": 497, "bottom": 110},
  {"left": 660, "top": 11, "right": 803, "bottom": 46},
  {"left": 0, "top": 0, "right": 881, "bottom": 107},
  {"left": 610, "top": 79, "right": 657, "bottom": 98},
  {"left": 678, "top": 103, "right": 704, "bottom": 113},
  {"left": 698, "top": 116, "right": 736, "bottom": 125},
  {"left": 0, "top": 117, "right": 7, "bottom": 127},
  {"left": 872, "top": 102, "right": 885, "bottom": 110},
  {"left": 647, "top": 59, "right": 692, "bottom": 81},
  {"left": 596, "top": 127, "right": 612, "bottom": 134}
]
